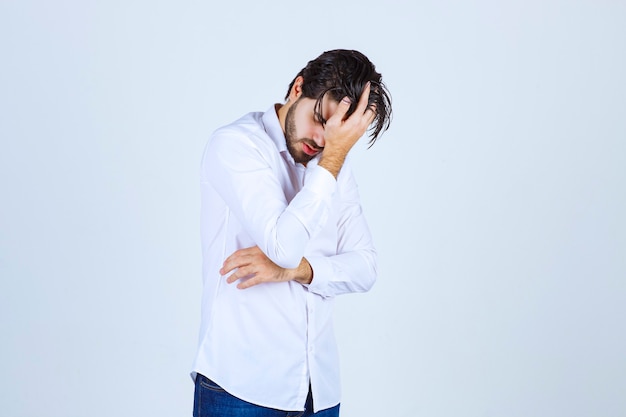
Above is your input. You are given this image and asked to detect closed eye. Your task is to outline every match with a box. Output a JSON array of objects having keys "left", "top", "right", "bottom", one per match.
[
  {"left": 314, "top": 110, "right": 327, "bottom": 126},
  {"left": 314, "top": 100, "right": 327, "bottom": 126}
]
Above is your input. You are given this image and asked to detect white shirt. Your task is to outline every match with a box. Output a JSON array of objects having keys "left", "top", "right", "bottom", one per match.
[{"left": 192, "top": 106, "right": 377, "bottom": 412}]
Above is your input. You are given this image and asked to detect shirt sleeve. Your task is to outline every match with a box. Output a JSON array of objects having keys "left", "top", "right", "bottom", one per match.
[
  {"left": 303, "top": 163, "right": 378, "bottom": 298},
  {"left": 202, "top": 127, "right": 337, "bottom": 269}
]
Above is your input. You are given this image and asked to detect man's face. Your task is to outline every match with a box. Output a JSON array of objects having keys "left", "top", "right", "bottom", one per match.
[{"left": 284, "top": 95, "right": 339, "bottom": 164}]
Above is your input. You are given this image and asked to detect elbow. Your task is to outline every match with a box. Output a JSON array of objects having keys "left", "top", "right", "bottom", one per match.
[
  {"left": 263, "top": 213, "right": 310, "bottom": 269},
  {"left": 355, "top": 250, "right": 378, "bottom": 293},
  {"left": 364, "top": 250, "right": 378, "bottom": 291},
  {"left": 360, "top": 270, "right": 377, "bottom": 293},
  {"left": 267, "top": 242, "right": 304, "bottom": 269}
]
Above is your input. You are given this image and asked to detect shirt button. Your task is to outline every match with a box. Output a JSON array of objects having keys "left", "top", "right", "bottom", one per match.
[{"left": 308, "top": 345, "right": 314, "bottom": 352}]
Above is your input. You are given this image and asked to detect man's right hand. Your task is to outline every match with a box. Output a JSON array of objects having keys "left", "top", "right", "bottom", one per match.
[{"left": 318, "top": 82, "right": 377, "bottom": 178}]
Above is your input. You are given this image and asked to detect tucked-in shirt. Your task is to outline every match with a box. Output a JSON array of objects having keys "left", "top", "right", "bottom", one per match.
[{"left": 191, "top": 105, "right": 377, "bottom": 412}]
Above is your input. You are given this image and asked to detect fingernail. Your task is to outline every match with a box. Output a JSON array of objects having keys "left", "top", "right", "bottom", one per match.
[{"left": 342, "top": 97, "right": 351, "bottom": 104}]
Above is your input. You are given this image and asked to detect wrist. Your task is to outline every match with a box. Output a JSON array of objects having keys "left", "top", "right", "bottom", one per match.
[
  {"left": 293, "top": 257, "right": 313, "bottom": 285},
  {"left": 318, "top": 149, "right": 347, "bottom": 179}
]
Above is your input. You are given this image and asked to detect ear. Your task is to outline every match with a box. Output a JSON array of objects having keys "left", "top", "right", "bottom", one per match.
[{"left": 288, "top": 76, "right": 304, "bottom": 101}]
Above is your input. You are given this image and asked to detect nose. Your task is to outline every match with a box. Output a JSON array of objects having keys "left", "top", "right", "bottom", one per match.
[{"left": 312, "top": 127, "right": 325, "bottom": 148}]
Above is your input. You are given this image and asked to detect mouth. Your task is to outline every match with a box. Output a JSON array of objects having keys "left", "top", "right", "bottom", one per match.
[{"left": 302, "top": 142, "right": 321, "bottom": 156}]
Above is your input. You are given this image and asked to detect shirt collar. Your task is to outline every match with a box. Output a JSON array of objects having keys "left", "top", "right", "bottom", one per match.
[{"left": 262, "top": 104, "right": 288, "bottom": 154}]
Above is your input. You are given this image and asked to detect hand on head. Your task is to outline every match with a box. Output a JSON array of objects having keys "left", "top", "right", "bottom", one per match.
[{"left": 318, "top": 82, "right": 376, "bottom": 177}]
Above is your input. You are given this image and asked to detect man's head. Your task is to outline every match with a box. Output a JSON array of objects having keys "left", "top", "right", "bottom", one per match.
[{"left": 282, "top": 49, "right": 392, "bottom": 163}]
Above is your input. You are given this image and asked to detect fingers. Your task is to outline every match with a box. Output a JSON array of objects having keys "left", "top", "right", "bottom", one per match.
[
  {"left": 220, "top": 245, "right": 285, "bottom": 289},
  {"left": 327, "top": 96, "right": 352, "bottom": 125},
  {"left": 326, "top": 82, "right": 374, "bottom": 131},
  {"left": 223, "top": 255, "right": 255, "bottom": 284},
  {"left": 226, "top": 266, "right": 252, "bottom": 284},
  {"left": 237, "top": 277, "right": 259, "bottom": 290},
  {"left": 220, "top": 246, "right": 259, "bottom": 275},
  {"left": 365, "top": 103, "right": 377, "bottom": 125},
  {"left": 353, "top": 81, "right": 371, "bottom": 117}
]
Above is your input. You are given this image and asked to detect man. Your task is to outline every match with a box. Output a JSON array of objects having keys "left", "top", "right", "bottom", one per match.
[{"left": 192, "top": 49, "right": 392, "bottom": 416}]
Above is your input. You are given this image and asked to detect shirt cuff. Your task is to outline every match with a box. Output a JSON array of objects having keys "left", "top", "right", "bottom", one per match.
[
  {"left": 303, "top": 255, "right": 334, "bottom": 298},
  {"left": 304, "top": 160, "right": 337, "bottom": 197}
]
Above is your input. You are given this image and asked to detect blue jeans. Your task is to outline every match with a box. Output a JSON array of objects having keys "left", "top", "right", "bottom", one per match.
[{"left": 193, "top": 374, "right": 340, "bottom": 417}]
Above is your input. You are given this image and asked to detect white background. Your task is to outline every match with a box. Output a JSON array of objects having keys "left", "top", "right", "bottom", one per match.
[{"left": 1, "top": 1, "right": 625, "bottom": 416}]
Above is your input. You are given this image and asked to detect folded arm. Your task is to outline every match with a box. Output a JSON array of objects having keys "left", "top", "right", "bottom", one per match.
[
  {"left": 204, "top": 130, "right": 336, "bottom": 269},
  {"left": 220, "top": 162, "right": 377, "bottom": 298}
]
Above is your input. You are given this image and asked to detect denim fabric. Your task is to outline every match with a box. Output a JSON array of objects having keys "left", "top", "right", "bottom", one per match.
[{"left": 193, "top": 374, "right": 340, "bottom": 417}]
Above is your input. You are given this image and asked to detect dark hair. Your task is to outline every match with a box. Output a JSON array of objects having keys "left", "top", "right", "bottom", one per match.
[{"left": 285, "top": 49, "right": 392, "bottom": 146}]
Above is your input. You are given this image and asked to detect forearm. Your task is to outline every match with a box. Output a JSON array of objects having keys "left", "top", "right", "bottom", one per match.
[
  {"left": 303, "top": 161, "right": 377, "bottom": 298},
  {"left": 259, "top": 168, "right": 335, "bottom": 268},
  {"left": 318, "top": 148, "right": 348, "bottom": 179},
  {"left": 205, "top": 134, "right": 338, "bottom": 269}
]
